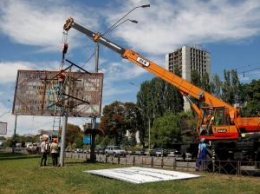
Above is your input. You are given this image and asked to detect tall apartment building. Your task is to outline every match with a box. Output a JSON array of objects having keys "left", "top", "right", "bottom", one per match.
[{"left": 165, "top": 45, "right": 211, "bottom": 111}]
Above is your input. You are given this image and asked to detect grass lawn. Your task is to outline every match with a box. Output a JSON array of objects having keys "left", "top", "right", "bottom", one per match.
[{"left": 0, "top": 152, "right": 260, "bottom": 194}]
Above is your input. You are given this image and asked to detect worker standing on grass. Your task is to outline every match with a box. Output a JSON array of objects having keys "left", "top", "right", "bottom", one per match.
[
  {"left": 40, "top": 137, "right": 48, "bottom": 166},
  {"left": 196, "top": 138, "right": 207, "bottom": 171},
  {"left": 50, "top": 138, "right": 59, "bottom": 166}
]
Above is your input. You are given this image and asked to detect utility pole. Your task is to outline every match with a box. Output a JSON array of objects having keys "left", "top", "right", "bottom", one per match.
[
  {"left": 59, "top": 74, "right": 69, "bottom": 167},
  {"left": 59, "top": 111, "right": 68, "bottom": 166}
]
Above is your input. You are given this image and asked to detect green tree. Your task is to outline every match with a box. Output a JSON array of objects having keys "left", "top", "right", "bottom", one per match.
[
  {"left": 73, "top": 136, "right": 84, "bottom": 148},
  {"left": 3, "top": 137, "right": 13, "bottom": 148},
  {"left": 240, "top": 79, "right": 260, "bottom": 116},
  {"left": 150, "top": 111, "right": 197, "bottom": 147},
  {"left": 150, "top": 112, "right": 181, "bottom": 148},
  {"left": 178, "top": 111, "right": 198, "bottom": 143},
  {"left": 210, "top": 74, "right": 222, "bottom": 97},
  {"left": 136, "top": 81, "right": 154, "bottom": 135},
  {"left": 100, "top": 101, "right": 142, "bottom": 146},
  {"left": 136, "top": 77, "right": 183, "bottom": 145},
  {"left": 191, "top": 70, "right": 202, "bottom": 88},
  {"left": 221, "top": 69, "right": 241, "bottom": 105},
  {"left": 124, "top": 102, "right": 143, "bottom": 146},
  {"left": 137, "top": 77, "right": 183, "bottom": 118},
  {"left": 65, "top": 123, "right": 82, "bottom": 148},
  {"left": 100, "top": 101, "right": 125, "bottom": 145},
  {"left": 201, "top": 72, "right": 211, "bottom": 92}
]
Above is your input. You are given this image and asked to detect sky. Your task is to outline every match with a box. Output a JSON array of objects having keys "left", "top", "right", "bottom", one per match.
[{"left": 0, "top": 0, "right": 259, "bottom": 137}]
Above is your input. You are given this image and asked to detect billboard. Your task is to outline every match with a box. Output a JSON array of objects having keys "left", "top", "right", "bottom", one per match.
[
  {"left": 0, "top": 122, "right": 7, "bottom": 135},
  {"left": 13, "top": 70, "right": 103, "bottom": 117},
  {"left": 85, "top": 167, "right": 201, "bottom": 184}
]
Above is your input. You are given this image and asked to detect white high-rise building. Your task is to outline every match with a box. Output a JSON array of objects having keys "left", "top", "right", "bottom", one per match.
[{"left": 165, "top": 45, "right": 211, "bottom": 111}]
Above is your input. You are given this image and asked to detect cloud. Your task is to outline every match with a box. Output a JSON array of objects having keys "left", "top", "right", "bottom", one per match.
[
  {"left": 0, "top": 0, "right": 99, "bottom": 52},
  {"left": 0, "top": 61, "right": 60, "bottom": 84},
  {"left": 0, "top": 61, "right": 34, "bottom": 83},
  {"left": 98, "top": 59, "right": 145, "bottom": 104},
  {"left": 107, "top": 0, "right": 260, "bottom": 55},
  {"left": 2, "top": 0, "right": 260, "bottom": 55},
  {"left": 101, "top": 61, "right": 146, "bottom": 81},
  {"left": 239, "top": 70, "right": 260, "bottom": 83}
]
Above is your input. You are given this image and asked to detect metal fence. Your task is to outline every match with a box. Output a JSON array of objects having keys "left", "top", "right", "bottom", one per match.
[
  {"left": 200, "top": 159, "right": 260, "bottom": 176},
  {"left": 65, "top": 152, "right": 260, "bottom": 176}
]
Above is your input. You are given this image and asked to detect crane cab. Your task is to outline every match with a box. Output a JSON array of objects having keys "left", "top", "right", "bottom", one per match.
[{"left": 199, "top": 107, "right": 239, "bottom": 140}]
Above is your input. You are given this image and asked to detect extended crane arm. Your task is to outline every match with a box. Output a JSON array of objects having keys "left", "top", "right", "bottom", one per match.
[
  {"left": 64, "top": 17, "right": 125, "bottom": 55},
  {"left": 63, "top": 17, "right": 236, "bottom": 119}
]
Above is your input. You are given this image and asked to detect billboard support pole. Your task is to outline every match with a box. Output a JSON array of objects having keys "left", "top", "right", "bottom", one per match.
[
  {"left": 12, "top": 115, "right": 18, "bottom": 153},
  {"left": 89, "top": 42, "right": 99, "bottom": 162},
  {"left": 59, "top": 111, "right": 68, "bottom": 166},
  {"left": 59, "top": 80, "right": 69, "bottom": 167},
  {"left": 90, "top": 117, "right": 96, "bottom": 162}
]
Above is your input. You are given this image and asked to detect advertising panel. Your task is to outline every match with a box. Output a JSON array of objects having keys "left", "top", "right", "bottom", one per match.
[{"left": 13, "top": 70, "right": 103, "bottom": 117}]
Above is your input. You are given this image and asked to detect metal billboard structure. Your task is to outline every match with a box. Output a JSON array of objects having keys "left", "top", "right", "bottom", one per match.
[{"left": 12, "top": 69, "right": 103, "bottom": 117}]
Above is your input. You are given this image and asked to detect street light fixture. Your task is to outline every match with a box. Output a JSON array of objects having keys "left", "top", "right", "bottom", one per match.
[
  {"left": 102, "top": 4, "right": 150, "bottom": 36},
  {"left": 103, "top": 19, "right": 138, "bottom": 36}
]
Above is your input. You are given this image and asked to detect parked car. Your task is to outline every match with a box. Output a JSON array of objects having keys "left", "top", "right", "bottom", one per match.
[
  {"left": 167, "top": 149, "right": 179, "bottom": 157},
  {"left": 126, "top": 150, "right": 135, "bottom": 155},
  {"left": 95, "top": 146, "right": 106, "bottom": 154},
  {"left": 183, "top": 152, "right": 193, "bottom": 161},
  {"left": 74, "top": 148, "right": 84, "bottom": 153},
  {"left": 65, "top": 148, "right": 73, "bottom": 152},
  {"left": 175, "top": 151, "right": 184, "bottom": 161},
  {"left": 104, "top": 146, "right": 126, "bottom": 157},
  {"left": 149, "top": 148, "right": 168, "bottom": 157},
  {"left": 135, "top": 148, "right": 146, "bottom": 155},
  {"left": 174, "top": 151, "right": 193, "bottom": 161},
  {"left": 83, "top": 149, "right": 90, "bottom": 153},
  {"left": 26, "top": 143, "right": 39, "bottom": 153}
]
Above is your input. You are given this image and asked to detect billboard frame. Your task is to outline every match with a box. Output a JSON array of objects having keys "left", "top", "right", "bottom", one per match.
[{"left": 12, "top": 68, "right": 103, "bottom": 117}]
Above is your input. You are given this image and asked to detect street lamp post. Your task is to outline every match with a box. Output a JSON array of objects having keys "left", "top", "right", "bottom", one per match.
[{"left": 102, "top": 4, "right": 150, "bottom": 36}]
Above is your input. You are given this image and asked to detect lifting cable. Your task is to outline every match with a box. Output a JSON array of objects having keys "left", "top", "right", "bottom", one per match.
[
  {"left": 52, "top": 30, "right": 69, "bottom": 108},
  {"left": 60, "top": 30, "right": 68, "bottom": 70},
  {"left": 58, "top": 30, "right": 69, "bottom": 84}
]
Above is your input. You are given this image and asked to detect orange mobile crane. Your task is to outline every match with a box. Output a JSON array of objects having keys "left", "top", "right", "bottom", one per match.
[{"left": 63, "top": 17, "right": 260, "bottom": 165}]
